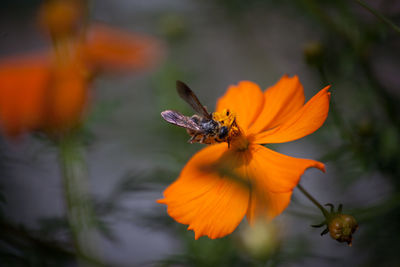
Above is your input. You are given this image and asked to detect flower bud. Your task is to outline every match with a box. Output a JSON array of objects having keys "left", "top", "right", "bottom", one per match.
[
  {"left": 303, "top": 41, "right": 324, "bottom": 67},
  {"left": 328, "top": 214, "right": 358, "bottom": 246},
  {"left": 39, "top": 0, "right": 83, "bottom": 39}
]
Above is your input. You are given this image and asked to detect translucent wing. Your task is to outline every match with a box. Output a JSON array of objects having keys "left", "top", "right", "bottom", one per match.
[
  {"left": 176, "top": 80, "right": 212, "bottom": 119},
  {"left": 161, "top": 110, "right": 201, "bottom": 131}
]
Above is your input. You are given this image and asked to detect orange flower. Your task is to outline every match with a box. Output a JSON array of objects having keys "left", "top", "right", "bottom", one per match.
[
  {"left": 0, "top": 27, "right": 161, "bottom": 137},
  {"left": 0, "top": 52, "right": 88, "bottom": 136},
  {"left": 0, "top": 0, "right": 162, "bottom": 137},
  {"left": 158, "top": 75, "right": 331, "bottom": 239}
]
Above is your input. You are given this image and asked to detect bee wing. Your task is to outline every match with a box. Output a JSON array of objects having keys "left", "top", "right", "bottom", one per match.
[
  {"left": 176, "top": 80, "right": 212, "bottom": 120},
  {"left": 161, "top": 110, "right": 202, "bottom": 131}
]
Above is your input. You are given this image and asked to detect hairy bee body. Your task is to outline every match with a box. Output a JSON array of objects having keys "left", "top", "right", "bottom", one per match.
[
  {"left": 186, "top": 114, "right": 229, "bottom": 144},
  {"left": 161, "top": 81, "right": 234, "bottom": 145},
  {"left": 161, "top": 111, "right": 229, "bottom": 144}
]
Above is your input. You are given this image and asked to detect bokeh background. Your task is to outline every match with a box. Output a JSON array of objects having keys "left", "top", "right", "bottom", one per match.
[{"left": 1, "top": 0, "right": 400, "bottom": 266}]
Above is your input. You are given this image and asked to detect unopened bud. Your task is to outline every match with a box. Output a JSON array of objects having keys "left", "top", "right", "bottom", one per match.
[
  {"left": 328, "top": 214, "right": 358, "bottom": 246},
  {"left": 39, "top": 0, "right": 83, "bottom": 39},
  {"left": 304, "top": 41, "right": 324, "bottom": 67}
]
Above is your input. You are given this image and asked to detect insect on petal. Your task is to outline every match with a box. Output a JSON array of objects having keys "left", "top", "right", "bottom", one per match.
[{"left": 216, "top": 81, "right": 264, "bottom": 133}]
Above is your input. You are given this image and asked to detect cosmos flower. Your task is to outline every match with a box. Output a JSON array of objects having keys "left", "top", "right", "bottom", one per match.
[
  {"left": 158, "top": 75, "right": 331, "bottom": 239},
  {"left": 0, "top": 52, "right": 89, "bottom": 136},
  {"left": 0, "top": 0, "right": 162, "bottom": 137},
  {"left": 0, "top": 4, "right": 161, "bottom": 137}
]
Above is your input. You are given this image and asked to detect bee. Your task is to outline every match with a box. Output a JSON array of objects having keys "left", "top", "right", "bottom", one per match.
[{"left": 161, "top": 81, "right": 238, "bottom": 145}]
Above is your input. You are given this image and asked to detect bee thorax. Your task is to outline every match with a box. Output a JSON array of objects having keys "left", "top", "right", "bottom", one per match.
[{"left": 200, "top": 120, "right": 219, "bottom": 134}]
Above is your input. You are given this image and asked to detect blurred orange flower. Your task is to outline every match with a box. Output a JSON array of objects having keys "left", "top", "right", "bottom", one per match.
[
  {"left": 0, "top": 3, "right": 162, "bottom": 137},
  {"left": 158, "top": 76, "right": 331, "bottom": 239},
  {"left": 0, "top": 52, "right": 89, "bottom": 136}
]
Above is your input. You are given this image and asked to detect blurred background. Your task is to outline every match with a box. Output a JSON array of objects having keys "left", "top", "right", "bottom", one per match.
[{"left": 0, "top": 0, "right": 400, "bottom": 266}]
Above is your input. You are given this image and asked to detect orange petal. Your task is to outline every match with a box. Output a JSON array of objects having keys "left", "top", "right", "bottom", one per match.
[
  {"left": 247, "top": 190, "right": 293, "bottom": 224},
  {"left": 216, "top": 81, "right": 264, "bottom": 132},
  {"left": 245, "top": 144, "right": 324, "bottom": 223},
  {"left": 248, "top": 75, "right": 305, "bottom": 135},
  {"left": 43, "top": 58, "right": 89, "bottom": 132},
  {"left": 253, "top": 85, "right": 331, "bottom": 144},
  {"left": 0, "top": 54, "right": 50, "bottom": 136},
  {"left": 157, "top": 144, "right": 250, "bottom": 239},
  {"left": 247, "top": 144, "right": 325, "bottom": 193},
  {"left": 82, "top": 24, "right": 162, "bottom": 73}
]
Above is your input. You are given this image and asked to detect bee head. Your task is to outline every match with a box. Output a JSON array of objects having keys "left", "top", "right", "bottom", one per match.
[
  {"left": 212, "top": 108, "right": 241, "bottom": 142},
  {"left": 212, "top": 109, "right": 235, "bottom": 129}
]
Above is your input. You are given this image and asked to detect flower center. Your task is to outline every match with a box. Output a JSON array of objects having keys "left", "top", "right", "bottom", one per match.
[
  {"left": 230, "top": 132, "right": 249, "bottom": 151},
  {"left": 212, "top": 109, "right": 249, "bottom": 150}
]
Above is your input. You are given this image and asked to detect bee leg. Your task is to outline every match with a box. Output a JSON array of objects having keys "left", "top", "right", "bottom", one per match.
[{"left": 188, "top": 134, "right": 197, "bottom": 143}]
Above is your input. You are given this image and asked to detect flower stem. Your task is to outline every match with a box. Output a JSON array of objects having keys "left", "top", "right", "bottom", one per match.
[
  {"left": 297, "top": 184, "right": 329, "bottom": 218},
  {"left": 354, "top": 0, "right": 400, "bottom": 35},
  {"left": 58, "top": 132, "right": 102, "bottom": 266}
]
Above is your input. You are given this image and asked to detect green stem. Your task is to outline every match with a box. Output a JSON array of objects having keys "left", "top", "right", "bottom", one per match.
[
  {"left": 297, "top": 184, "right": 329, "bottom": 218},
  {"left": 354, "top": 0, "right": 400, "bottom": 34},
  {"left": 58, "top": 132, "right": 102, "bottom": 266}
]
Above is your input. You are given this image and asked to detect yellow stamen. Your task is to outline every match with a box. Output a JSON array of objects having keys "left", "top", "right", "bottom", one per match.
[
  {"left": 212, "top": 109, "right": 248, "bottom": 150},
  {"left": 212, "top": 109, "right": 235, "bottom": 128}
]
